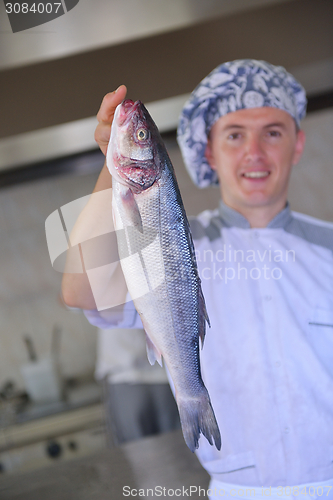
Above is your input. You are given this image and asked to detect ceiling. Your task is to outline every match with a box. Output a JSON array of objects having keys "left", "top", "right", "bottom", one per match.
[
  {"left": 0, "top": 0, "right": 332, "bottom": 171},
  {"left": 0, "top": 0, "right": 294, "bottom": 69}
]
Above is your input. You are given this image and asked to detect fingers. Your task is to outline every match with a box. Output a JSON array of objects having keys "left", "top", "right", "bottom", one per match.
[
  {"left": 96, "top": 85, "right": 127, "bottom": 124},
  {"left": 94, "top": 123, "right": 112, "bottom": 156},
  {"left": 95, "top": 85, "right": 127, "bottom": 155}
]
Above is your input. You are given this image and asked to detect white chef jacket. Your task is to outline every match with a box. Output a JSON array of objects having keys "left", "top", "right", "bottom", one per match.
[{"left": 84, "top": 201, "right": 333, "bottom": 487}]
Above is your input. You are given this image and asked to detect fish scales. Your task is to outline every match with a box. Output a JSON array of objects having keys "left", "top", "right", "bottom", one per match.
[
  {"left": 107, "top": 99, "right": 221, "bottom": 452},
  {"left": 117, "top": 156, "right": 201, "bottom": 395}
]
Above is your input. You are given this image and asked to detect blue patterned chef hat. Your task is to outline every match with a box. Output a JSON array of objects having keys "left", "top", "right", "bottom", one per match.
[{"left": 177, "top": 59, "right": 307, "bottom": 188}]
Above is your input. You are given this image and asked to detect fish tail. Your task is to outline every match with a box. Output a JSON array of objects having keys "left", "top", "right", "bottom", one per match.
[{"left": 178, "top": 389, "right": 221, "bottom": 453}]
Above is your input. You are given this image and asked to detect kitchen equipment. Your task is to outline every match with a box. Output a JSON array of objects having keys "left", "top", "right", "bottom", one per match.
[
  {"left": 20, "top": 330, "right": 63, "bottom": 403},
  {"left": 20, "top": 357, "right": 63, "bottom": 404},
  {"left": 0, "top": 404, "right": 105, "bottom": 474},
  {"left": 0, "top": 428, "right": 209, "bottom": 496}
]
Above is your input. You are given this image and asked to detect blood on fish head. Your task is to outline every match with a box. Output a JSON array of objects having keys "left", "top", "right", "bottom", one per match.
[
  {"left": 117, "top": 99, "right": 139, "bottom": 126},
  {"left": 108, "top": 99, "right": 161, "bottom": 193}
]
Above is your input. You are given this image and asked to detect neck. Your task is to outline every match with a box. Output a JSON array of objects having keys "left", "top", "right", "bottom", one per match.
[{"left": 222, "top": 199, "right": 287, "bottom": 228}]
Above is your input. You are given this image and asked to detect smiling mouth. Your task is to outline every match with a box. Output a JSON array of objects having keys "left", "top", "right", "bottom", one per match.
[{"left": 242, "top": 171, "right": 270, "bottom": 179}]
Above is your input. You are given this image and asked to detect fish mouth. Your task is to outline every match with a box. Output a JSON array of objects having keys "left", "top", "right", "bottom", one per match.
[{"left": 118, "top": 99, "right": 143, "bottom": 125}]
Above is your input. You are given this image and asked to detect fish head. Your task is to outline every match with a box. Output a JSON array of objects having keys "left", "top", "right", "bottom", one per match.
[{"left": 107, "top": 99, "right": 162, "bottom": 193}]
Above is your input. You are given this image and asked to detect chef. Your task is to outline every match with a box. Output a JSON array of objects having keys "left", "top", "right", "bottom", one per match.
[{"left": 62, "top": 60, "right": 333, "bottom": 499}]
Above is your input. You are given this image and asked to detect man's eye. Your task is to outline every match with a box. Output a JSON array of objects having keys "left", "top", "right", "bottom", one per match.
[
  {"left": 228, "top": 133, "right": 241, "bottom": 140},
  {"left": 268, "top": 130, "right": 281, "bottom": 137}
]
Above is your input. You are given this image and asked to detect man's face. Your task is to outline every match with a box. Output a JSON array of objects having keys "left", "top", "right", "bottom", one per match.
[{"left": 205, "top": 107, "right": 305, "bottom": 214}]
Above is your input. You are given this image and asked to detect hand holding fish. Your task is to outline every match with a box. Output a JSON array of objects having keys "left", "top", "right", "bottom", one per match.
[
  {"left": 95, "top": 85, "right": 127, "bottom": 155},
  {"left": 61, "top": 86, "right": 128, "bottom": 310}
]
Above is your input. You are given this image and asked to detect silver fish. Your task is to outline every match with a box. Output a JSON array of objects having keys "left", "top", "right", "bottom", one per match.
[{"left": 106, "top": 99, "right": 221, "bottom": 452}]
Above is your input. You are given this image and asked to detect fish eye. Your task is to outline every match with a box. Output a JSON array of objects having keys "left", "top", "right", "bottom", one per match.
[{"left": 137, "top": 128, "right": 149, "bottom": 141}]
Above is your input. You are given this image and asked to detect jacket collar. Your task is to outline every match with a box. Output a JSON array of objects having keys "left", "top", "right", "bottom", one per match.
[{"left": 218, "top": 200, "right": 292, "bottom": 229}]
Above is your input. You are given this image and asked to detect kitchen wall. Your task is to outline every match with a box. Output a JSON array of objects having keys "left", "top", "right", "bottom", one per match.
[
  {"left": 0, "top": 169, "right": 100, "bottom": 391},
  {"left": 289, "top": 107, "right": 333, "bottom": 221},
  {"left": 0, "top": 105, "right": 332, "bottom": 391}
]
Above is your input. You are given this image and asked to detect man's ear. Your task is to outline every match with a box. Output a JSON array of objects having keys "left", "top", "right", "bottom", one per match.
[
  {"left": 205, "top": 139, "right": 216, "bottom": 170},
  {"left": 292, "top": 129, "right": 306, "bottom": 166}
]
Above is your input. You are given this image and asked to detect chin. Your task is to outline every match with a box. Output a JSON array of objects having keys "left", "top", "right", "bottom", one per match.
[{"left": 240, "top": 193, "right": 272, "bottom": 206}]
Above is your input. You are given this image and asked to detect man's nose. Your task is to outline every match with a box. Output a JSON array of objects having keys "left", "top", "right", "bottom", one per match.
[{"left": 244, "top": 135, "right": 264, "bottom": 161}]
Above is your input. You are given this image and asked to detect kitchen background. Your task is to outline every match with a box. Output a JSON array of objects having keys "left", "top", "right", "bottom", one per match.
[{"left": 0, "top": 0, "right": 332, "bottom": 480}]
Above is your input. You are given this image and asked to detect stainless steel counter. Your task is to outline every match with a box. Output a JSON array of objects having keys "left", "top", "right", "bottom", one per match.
[{"left": 0, "top": 429, "right": 210, "bottom": 499}]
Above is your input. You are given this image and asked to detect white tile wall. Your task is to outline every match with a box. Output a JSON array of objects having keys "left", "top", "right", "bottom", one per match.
[
  {"left": 0, "top": 234, "right": 24, "bottom": 303},
  {"left": 0, "top": 301, "right": 32, "bottom": 386},
  {"left": 289, "top": 107, "right": 333, "bottom": 221},
  {"left": 24, "top": 292, "right": 97, "bottom": 379},
  {"left": 0, "top": 172, "right": 99, "bottom": 391},
  {"left": 164, "top": 137, "right": 221, "bottom": 216},
  {"left": 47, "top": 172, "right": 100, "bottom": 209},
  {"left": 0, "top": 179, "right": 55, "bottom": 233}
]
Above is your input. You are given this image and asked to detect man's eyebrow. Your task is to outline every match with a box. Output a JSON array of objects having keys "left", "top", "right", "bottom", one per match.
[
  {"left": 221, "top": 122, "right": 287, "bottom": 131},
  {"left": 221, "top": 124, "right": 244, "bottom": 131},
  {"left": 263, "top": 122, "right": 287, "bottom": 129}
]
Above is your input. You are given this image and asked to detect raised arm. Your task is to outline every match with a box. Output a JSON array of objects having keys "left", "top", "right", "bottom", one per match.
[{"left": 61, "top": 85, "right": 128, "bottom": 310}]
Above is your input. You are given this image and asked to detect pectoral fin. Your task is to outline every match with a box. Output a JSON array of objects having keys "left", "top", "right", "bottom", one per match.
[
  {"left": 145, "top": 333, "right": 162, "bottom": 367},
  {"left": 120, "top": 188, "right": 143, "bottom": 233},
  {"left": 198, "top": 285, "right": 210, "bottom": 348}
]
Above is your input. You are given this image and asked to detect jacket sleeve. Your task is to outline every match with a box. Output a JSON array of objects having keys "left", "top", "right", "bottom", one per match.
[{"left": 83, "top": 295, "right": 143, "bottom": 330}]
